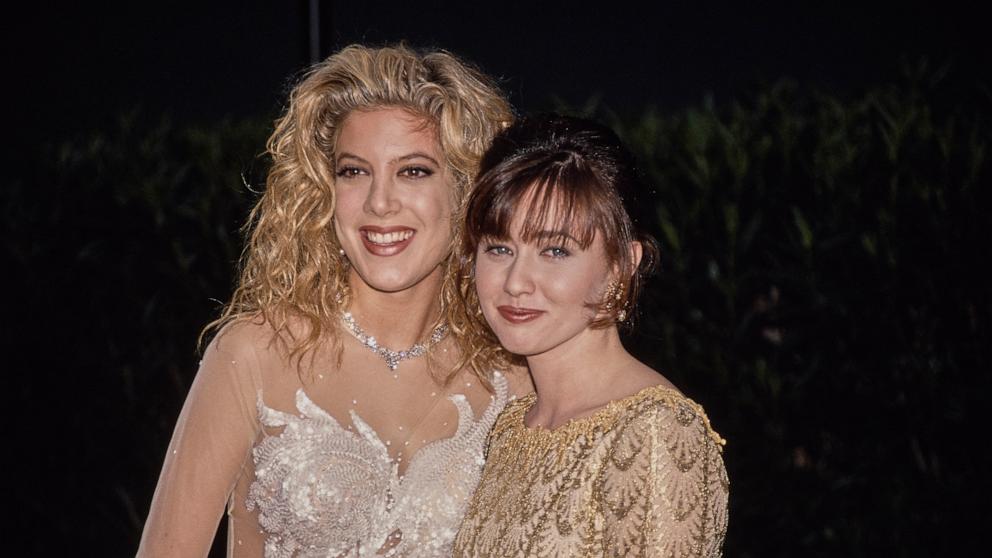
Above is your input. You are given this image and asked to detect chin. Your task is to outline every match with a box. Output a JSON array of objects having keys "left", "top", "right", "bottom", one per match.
[
  {"left": 362, "top": 275, "right": 420, "bottom": 293},
  {"left": 354, "top": 264, "right": 441, "bottom": 293},
  {"left": 492, "top": 334, "right": 545, "bottom": 358}
]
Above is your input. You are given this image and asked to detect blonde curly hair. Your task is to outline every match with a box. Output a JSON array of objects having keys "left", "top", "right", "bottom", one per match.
[{"left": 209, "top": 44, "right": 514, "bottom": 383}]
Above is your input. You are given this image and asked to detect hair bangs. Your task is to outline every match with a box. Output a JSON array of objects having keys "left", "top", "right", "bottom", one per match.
[
  {"left": 469, "top": 154, "right": 607, "bottom": 250},
  {"left": 462, "top": 114, "right": 661, "bottom": 331}
]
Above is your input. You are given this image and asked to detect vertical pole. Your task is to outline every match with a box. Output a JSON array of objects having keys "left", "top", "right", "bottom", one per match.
[{"left": 309, "top": 0, "right": 321, "bottom": 64}]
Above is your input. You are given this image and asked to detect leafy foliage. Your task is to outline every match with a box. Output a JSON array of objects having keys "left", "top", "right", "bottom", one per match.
[
  {"left": 7, "top": 113, "right": 268, "bottom": 555},
  {"left": 598, "top": 66, "right": 991, "bottom": 556}
]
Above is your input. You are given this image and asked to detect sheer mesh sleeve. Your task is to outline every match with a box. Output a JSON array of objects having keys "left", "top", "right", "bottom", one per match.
[{"left": 137, "top": 326, "right": 263, "bottom": 557}]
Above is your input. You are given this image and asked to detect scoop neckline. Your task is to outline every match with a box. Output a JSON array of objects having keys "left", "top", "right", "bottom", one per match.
[{"left": 515, "top": 383, "right": 688, "bottom": 435}]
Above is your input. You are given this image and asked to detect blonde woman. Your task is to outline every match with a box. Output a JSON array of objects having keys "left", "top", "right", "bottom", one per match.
[
  {"left": 453, "top": 114, "right": 729, "bottom": 556},
  {"left": 138, "top": 44, "right": 521, "bottom": 557}
]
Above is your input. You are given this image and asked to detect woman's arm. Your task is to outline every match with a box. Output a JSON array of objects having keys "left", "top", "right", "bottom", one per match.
[
  {"left": 137, "top": 331, "right": 261, "bottom": 557},
  {"left": 606, "top": 400, "right": 730, "bottom": 557},
  {"left": 642, "top": 402, "right": 729, "bottom": 557}
]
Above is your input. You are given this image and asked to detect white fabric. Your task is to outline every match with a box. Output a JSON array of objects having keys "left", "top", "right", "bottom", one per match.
[{"left": 138, "top": 319, "right": 510, "bottom": 557}]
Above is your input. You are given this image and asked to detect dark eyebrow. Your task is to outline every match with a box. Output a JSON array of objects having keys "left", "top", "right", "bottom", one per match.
[
  {"left": 335, "top": 151, "right": 441, "bottom": 167},
  {"left": 394, "top": 152, "right": 441, "bottom": 166},
  {"left": 532, "top": 230, "right": 580, "bottom": 244},
  {"left": 335, "top": 152, "right": 369, "bottom": 166}
]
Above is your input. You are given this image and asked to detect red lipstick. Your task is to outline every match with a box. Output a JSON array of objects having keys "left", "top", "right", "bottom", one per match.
[
  {"left": 359, "top": 226, "right": 415, "bottom": 257},
  {"left": 497, "top": 305, "right": 544, "bottom": 324}
]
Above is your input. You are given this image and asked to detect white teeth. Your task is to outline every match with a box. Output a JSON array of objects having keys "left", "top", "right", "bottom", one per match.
[{"left": 365, "top": 230, "right": 414, "bottom": 245}]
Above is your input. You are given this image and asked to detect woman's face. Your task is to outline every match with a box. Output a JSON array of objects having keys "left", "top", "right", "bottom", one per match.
[
  {"left": 333, "top": 108, "right": 455, "bottom": 293},
  {"left": 474, "top": 201, "right": 614, "bottom": 358}
]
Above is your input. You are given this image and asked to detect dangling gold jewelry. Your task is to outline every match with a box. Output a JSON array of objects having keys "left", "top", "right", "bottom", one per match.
[
  {"left": 603, "top": 280, "right": 625, "bottom": 319},
  {"left": 603, "top": 284, "right": 616, "bottom": 312}
]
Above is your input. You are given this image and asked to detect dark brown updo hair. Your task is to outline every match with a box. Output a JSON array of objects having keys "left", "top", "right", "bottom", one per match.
[{"left": 460, "top": 113, "right": 660, "bottom": 329}]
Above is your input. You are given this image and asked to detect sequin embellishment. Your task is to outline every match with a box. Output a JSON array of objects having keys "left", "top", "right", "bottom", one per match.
[
  {"left": 246, "top": 372, "right": 508, "bottom": 557},
  {"left": 453, "top": 385, "right": 729, "bottom": 557}
]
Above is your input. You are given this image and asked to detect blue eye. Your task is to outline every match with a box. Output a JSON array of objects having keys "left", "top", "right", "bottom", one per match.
[
  {"left": 484, "top": 244, "right": 512, "bottom": 257},
  {"left": 544, "top": 246, "right": 570, "bottom": 258}
]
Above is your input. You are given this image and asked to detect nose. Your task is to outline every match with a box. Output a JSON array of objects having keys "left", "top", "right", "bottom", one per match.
[
  {"left": 363, "top": 173, "right": 401, "bottom": 217},
  {"left": 503, "top": 254, "right": 535, "bottom": 297}
]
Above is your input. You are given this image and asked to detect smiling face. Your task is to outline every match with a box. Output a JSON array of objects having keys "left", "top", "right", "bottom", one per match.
[
  {"left": 332, "top": 107, "right": 455, "bottom": 294},
  {"left": 474, "top": 196, "right": 615, "bottom": 358}
]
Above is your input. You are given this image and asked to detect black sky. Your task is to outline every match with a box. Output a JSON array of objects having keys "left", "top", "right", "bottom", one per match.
[{"left": 11, "top": 0, "right": 986, "bottom": 139}]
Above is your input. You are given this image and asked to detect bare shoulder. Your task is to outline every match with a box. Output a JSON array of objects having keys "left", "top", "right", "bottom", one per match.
[
  {"left": 622, "top": 359, "right": 681, "bottom": 395},
  {"left": 598, "top": 355, "right": 725, "bottom": 448}
]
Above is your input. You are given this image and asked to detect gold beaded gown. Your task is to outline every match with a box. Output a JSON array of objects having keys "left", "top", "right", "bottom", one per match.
[{"left": 453, "top": 385, "right": 729, "bottom": 557}]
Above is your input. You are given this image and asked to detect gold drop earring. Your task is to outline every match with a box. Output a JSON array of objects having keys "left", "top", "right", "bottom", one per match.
[{"left": 603, "top": 280, "right": 627, "bottom": 322}]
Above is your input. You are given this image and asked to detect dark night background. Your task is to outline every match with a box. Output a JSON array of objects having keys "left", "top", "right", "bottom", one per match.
[{"left": 6, "top": 0, "right": 990, "bottom": 556}]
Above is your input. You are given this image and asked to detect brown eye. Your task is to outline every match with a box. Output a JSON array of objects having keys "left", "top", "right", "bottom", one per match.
[
  {"left": 336, "top": 166, "right": 365, "bottom": 178},
  {"left": 400, "top": 166, "right": 433, "bottom": 179}
]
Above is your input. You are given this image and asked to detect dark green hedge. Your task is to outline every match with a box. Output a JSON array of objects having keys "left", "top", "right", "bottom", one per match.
[
  {"left": 7, "top": 114, "right": 268, "bottom": 555},
  {"left": 7, "top": 66, "right": 989, "bottom": 555},
  {"left": 606, "top": 67, "right": 991, "bottom": 556}
]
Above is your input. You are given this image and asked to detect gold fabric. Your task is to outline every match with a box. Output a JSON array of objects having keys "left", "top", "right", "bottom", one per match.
[{"left": 453, "top": 385, "right": 729, "bottom": 557}]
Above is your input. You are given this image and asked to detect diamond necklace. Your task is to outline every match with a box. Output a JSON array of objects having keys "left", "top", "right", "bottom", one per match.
[{"left": 340, "top": 311, "right": 449, "bottom": 371}]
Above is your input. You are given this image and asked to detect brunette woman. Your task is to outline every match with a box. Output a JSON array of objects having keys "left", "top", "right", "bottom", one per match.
[{"left": 453, "top": 114, "right": 729, "bottom": 557}]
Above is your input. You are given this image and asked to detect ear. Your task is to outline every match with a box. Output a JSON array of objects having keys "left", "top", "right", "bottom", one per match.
[
  {"left": 609, "top": 240, "right": 644, "bottom": 282},
  {"left": 629, "top": 240, "right": 644, "bottom": 274}
]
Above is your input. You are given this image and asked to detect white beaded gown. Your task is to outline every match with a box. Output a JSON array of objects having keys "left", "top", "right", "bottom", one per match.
[{"left": 138, "top": 319, "right": 510, "bottom": 557}]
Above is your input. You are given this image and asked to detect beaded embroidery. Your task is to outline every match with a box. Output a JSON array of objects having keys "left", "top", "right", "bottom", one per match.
[
  {"left": 246, "top": 372, "right": 509, "bottom": 557},
  {"left": 453, "top": 385, "right": 730, "bottom": 558}
]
